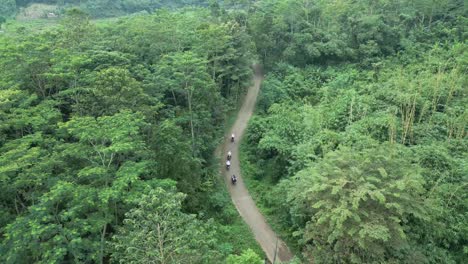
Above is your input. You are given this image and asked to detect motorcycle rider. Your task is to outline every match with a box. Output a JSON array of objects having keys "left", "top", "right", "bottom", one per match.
[{"left": 231, "top": 174, "right": 237, "bottom": 184}]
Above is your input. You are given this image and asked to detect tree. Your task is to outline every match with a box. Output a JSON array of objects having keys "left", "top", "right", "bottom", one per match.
[
  {"left": 60, "top": 8, "right": 94, "bottom": 50},
  {"left": 60, "top": 110, "right": 147, "bottom": 176},
  {"left": 0, "top": 6, "right": 263, "bottom": 264},
  {"left": 149, "top": 120, "right": 203, "bottom": 209},
  {"left": 283, "top": 144, "right": 429, "bottom": 263},
  {"left": 59, "top": 110, "right": 148, "bottom": 263},
  {"left": 76, "top": 67, "right": 154, "bottom": 117},
  {"left": 245, "top": 1, "right": 467, "bottom": 262},
  {"left": 0, "top": 179, "right": 127, "bottom": 264},
  {"left": 0, "top": 0, "right": 16, "bottom": 17},
  {"left": 155, "top": 51, "right": 217, "bottom": 156},
  {"left": 111, "top": 188, "right": 221, "bottom": 263}
]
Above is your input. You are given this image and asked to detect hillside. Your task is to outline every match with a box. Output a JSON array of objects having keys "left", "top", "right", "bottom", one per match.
[{"left": 0, "top": 0, "right": 466, "bottom": 263}]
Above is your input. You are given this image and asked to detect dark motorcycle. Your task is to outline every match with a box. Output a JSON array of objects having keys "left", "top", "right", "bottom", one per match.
[{"left": 231, "top": 175, "right": 237, "bottom": 185}]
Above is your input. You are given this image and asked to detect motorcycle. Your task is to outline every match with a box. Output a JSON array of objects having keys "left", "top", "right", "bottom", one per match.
[{"left": 231, "top": 175, "right": 237, "bottom": 185}]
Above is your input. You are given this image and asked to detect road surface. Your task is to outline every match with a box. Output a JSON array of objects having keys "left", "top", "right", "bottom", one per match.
[{"left": 220, "top": 65, "right": 293, "bottom": 263}]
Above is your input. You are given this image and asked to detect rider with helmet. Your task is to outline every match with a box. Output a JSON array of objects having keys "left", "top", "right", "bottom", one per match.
[{"left": 231, "top": 174, "right": 237, "bottom": 184}]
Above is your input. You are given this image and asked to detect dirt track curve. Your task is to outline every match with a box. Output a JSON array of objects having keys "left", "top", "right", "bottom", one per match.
[{"left": 220, "top": 65, "right": 293, "bottom": 263}]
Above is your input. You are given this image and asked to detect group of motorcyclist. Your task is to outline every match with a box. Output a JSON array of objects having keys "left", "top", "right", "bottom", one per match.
[{"left": 226, "top": 133, "right": 237, "bottom": 185}]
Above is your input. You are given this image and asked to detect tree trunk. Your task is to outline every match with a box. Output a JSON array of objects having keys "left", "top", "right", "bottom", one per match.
[
  {"left": 186, "top": 83, "right": 195, "bottom": 156},
  {"left": 171, "top": 90, "right": 178, "bottom": 106},
  {"left": 100, "top": 223, "right": 107, "bottom": 264}
]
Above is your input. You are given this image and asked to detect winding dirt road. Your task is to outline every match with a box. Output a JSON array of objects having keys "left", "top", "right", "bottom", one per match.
[{"left": 220, "top": 65, "right": 293, "bottom": 263}]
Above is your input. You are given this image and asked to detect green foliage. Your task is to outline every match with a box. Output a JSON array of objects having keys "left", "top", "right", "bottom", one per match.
[
  {"left": 0, "top": 0, "right": 16, "bottom": 17},
  {"left": 283, "top": 145, "right": 428, "bottom": 263},
  {"left": 226, "top": 248, "right": 263, "bottom": 264},
  {"left": 111, "top": 188, "right": 222, "bottom": 263},
  {"left": 245, "top": 44, "right": 467, "bottom": 261},
  {"left": 59, "top": 110, "right": 147, "bottom": 167},
  {"left": 0, "top": 16, "right": 6, "bottom": 29},
  {"left": 248, "top": 0, "right": 466, "bottom": 67},
  {"left": 15, "top": 0, "right": 211, "bottom": 18},
  {"left": 242, "top": 2, "right": 467, "bottom": 262},
  {"left": 0, "top": 6, "right": 256, "bottom": 263},
  {"left": 60, "top": 8, "right": 94, "bottom": 50},
  {"left": 2, "top": 0, "right": 466, "bottom": 263}
]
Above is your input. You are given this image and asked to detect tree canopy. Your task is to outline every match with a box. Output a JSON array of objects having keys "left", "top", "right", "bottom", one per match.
[
  {"left": 241, "top": 0, "right": 466, "bottom": 263},
  {"left": 1, "top": 0, "right": 466, "bottom": 263},
  {"left": 0, "top": 5, "right": 258, "bottom": 263}
]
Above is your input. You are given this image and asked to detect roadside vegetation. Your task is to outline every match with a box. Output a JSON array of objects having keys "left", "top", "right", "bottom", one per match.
[
  {"left": 243, "top": 0, "right": 467, "bottom": 263},
  {"left": 0, "top": 0, "right": 466, "bottom": 263},
  {"left": 0, "top": 4, "right": 263, "bottom": 263}
]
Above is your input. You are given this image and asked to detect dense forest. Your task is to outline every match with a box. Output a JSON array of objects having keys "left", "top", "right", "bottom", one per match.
[
  {"left": 0, "top": 0, "right": 466, "bottom": 263},
  {"left": 242, "top": 0, "right": 467, "bottom": 263},
  {"left": 2, "top": 0, "right": 208, "bottom": 17},
  {"left": 0, "top": 0, "right": 252, "bottom": 19},
  {"left": 0, "top": 4, "right": 262, "bottom": 263}
]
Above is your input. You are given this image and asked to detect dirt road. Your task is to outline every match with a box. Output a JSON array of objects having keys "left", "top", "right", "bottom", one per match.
[{"left": 220, "top": 65, "right": 293, "bottom": 263}]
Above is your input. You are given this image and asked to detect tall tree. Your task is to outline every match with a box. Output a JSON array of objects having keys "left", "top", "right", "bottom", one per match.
[
  {"left": 111, "top": 188, "right": 221, "bottom": 263},
  {"left": 282, "top": 145, "right": 430, "bottom": 263},
  {"left": 155, "top": 51, "right": 217, "bottom": 156}
]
